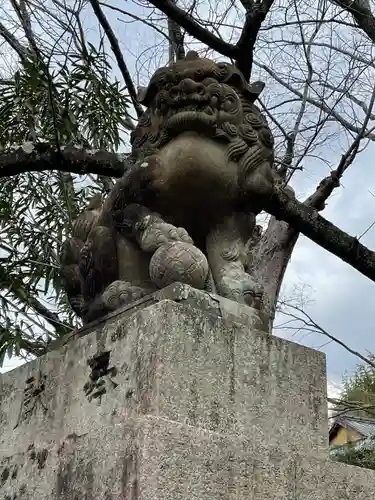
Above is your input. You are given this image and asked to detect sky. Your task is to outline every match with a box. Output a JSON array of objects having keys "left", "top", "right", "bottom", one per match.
[
  {"left": 2, "top": 0, "right": 375, "bottom": 402},
  {"left": 277, "top": 144, "right": 375, "bottom": 396}
]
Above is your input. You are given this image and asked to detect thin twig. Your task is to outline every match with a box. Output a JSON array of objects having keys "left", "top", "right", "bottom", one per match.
[
  {"left": 279, "top": 302, "right": 375, "bottom": 369},
  {"left": 100, "top": 2, "right": 172, "bottom": 44}
]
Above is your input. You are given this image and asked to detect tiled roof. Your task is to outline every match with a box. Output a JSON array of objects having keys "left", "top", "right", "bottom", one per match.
[{"left": 331, "top": 415, "right": 375, "bottom": 438}]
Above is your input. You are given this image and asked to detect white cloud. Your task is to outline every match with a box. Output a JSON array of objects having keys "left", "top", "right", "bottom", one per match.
[{"left": 328, "top": 380, "right": 343, "bottom": 400}]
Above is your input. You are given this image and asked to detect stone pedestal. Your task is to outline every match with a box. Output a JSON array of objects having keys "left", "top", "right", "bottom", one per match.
[{"left": 1, "top": 283, "right": 375, "bottom": 499}]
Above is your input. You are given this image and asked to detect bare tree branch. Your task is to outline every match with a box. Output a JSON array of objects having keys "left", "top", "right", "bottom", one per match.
[
  {"left": 235, "top": 0, "right": 275, "bottom": 80},
  {"left": 238, "top": 0, "right": 254, "bottom": 11},
  {"left": 168, "top": 0, "right": 185, "bottom": 61},
  {"left": 304, "top": 83, "right": 375, "bottom": 207},
  {"left": 328, "top": 397, "right": 375, "bottom": 419},
  {"left": 277, "top": 300, "right": 375, "bottom": 369},
  {"left": 88, "top": 0, "right": 144, "bottom": 118},
  {"left": 0, "top": 19, "right": 29, "bottom": 61},
  {"left": 270, "top": 39, "right": 375, "bottom": 69},
  {"left": 254, "top": 60, "right": 375, "bottom": 140},
  {"left": 276, "top": 12, "right": 324, "bottom": 177},
  {"left": 0, "top": 144, "right": 128, "bottom": 178},
  {"left": 266, "top": 185, "right": 375, "bottom": 283},
  {"left": 146, "top": 0, "right": 237, "bottom": 58},
  {"left": 313, "top": 80, "right": 375, "bottom": 120},
  {"left": 100, "top": 2, "right": 172, "bottom": 44},
  {"left": 26, "top": 296, "right": 71, "bottom": 335},
  {"left": 332, "top": 0, "right": 375, "bottom": 43},
  {"left": 305, "top": 172, "right": 340, "bottom": 210},
  {"left": 252, "top": 79, "right": 375, "bottom": 322},
  {"left": 9, "top": 0, "right": 42, "bottom": 58}
]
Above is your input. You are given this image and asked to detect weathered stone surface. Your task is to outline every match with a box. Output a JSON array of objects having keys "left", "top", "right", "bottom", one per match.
[
  {"left": 0, "top": 288, "right": 326, "bottom": 458},
  {"left": 137, "top": 416, "right": 297, "bottom": 500},
  {"left": 2, "top": 416, "right": 375, "bottom": 499},
  {"left": 2, "top": 285, "right": 375, "bottom": 499},
  {"left": 296, "top": 456, "right": 375, "bottom": 499},
  {"left": 52, "top": 282, "right": 270, "bottom": 348},
  {"left": 0, "top": 417, "right": 265, "bottom": 500},
  {"left": 137, "top": 420, "right": 375, "bottom": 500}
]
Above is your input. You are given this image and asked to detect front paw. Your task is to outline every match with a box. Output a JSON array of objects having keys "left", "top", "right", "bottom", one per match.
[
  {"left": 102, "top": 280, "right": 148, "bottom": 310},
  {"left": 140, "top": 221, "right": 193, "bottom": 252},
  {"left": 113, "top": 203, "right": 154, "bottom": 234},
  {"left": 220, "top": 274, "right": 263, "bottom": 305},
  {"left": 241, "top": 274, "right": 264, "bottom": 308}
]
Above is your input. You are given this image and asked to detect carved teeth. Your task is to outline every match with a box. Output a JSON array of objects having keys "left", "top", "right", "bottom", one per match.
[
  {"left": 204, "top": 106, "right": 215, "bottom": 115},
  {"left": 164, "top": 110, "right": 217, "bottom": 135}
]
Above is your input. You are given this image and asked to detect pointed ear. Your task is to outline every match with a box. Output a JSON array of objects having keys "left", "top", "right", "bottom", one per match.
[
  {"left": 244, "top": 81, "right": 265, "bottom": 102},
  {"left": 185, "top": 50, "right": 200, "bottom": 60},
  {"left": 137, "top": 86, "right": 148, "bottom": 104}
]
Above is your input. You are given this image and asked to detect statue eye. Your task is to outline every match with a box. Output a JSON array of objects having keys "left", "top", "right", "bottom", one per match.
[
  {"left": 202, "top": 78, "right": 217, "bottom": 86},
  {"left": 194, "top": 68, "right": 205, "bottom": 80},
  {"left": 217, "top": 63, "right": 230, "bottom": 80}
]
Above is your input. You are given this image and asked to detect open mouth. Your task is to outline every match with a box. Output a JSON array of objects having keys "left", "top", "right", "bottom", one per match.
[{"left": 164, "top": 106, "right": 218, "bottom": 136}]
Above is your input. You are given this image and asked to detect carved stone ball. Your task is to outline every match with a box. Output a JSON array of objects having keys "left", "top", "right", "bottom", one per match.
[{"left": 149, "top": 241, "right": 209, "bottom": 289}]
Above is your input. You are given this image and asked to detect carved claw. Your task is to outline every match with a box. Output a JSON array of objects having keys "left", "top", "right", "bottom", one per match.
[
  {"left": 219, "top": 274, "right": 263, "bottom": 307},
  {"left": 102, "top": 280, "right": 148, "bottom": 310},
  {"left": 137, "top": 218, "right": 193, "bottom": 252},
  {"left": 206, "top": 213, "right": 264, "bottom": 307},
  {"left": 116, "top": 203, "right": 193, "bottom": 251},
  {"left": 83, "top": 280, "right": 150, "bottom": 323}
]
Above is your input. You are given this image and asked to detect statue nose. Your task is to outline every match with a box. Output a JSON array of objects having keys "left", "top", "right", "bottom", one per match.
[{"left": 180, "top": 78, "right": 205, "bottom": 94}]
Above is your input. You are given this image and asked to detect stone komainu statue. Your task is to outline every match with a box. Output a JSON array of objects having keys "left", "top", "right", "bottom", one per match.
[{"left": 60, "top": 51, "right": 277, "bottom": 323}]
